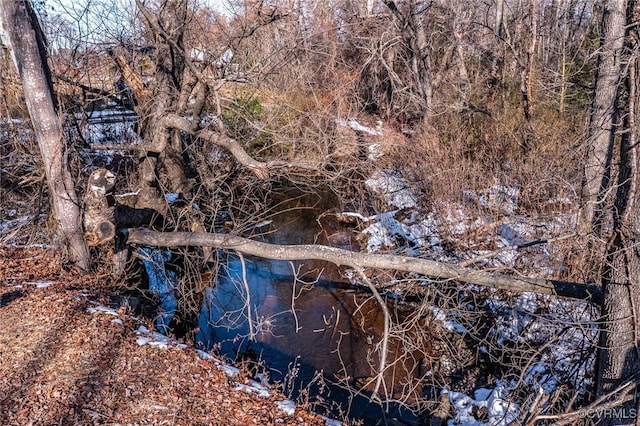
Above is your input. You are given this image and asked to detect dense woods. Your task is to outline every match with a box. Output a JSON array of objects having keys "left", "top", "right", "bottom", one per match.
[{"left": 1, "top": 0, "right": 640, "bottom": 424}]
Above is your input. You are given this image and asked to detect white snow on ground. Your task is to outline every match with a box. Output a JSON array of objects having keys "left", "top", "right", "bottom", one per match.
[
  {"left": 0, "top": 215, "right": 35, "bottom": 235},
  {"left": 362, "top": 210, "right": 441, "bottom": 253},
  {"left": 359, "top": 168, "right": 598, "bottom": 425},
  {"left": 336, "top": 118, "right": 383, "bottom": 136},
  {"left": 322, "top": 417, "right": 344, "bottom": 426},
  {"left": 164, "top": 193, "right": 181, "bottom": 204},
  {"left": 274, "top": 399, "right": 296, "bottom": 416},
  {"left": 135, "top": 325, "right": 188, "bottom": 349},
  {"left": 234, "top": 380, "right": 271, "bottom": 398},
  {"left": 87, "top": 304, "right": 120, "bottom": 316},
  {"left": 25, "top": 280, "right": 56, "bottom": 288},
  {"left": 368, "top": 143, "right": 382, "bottom": 160},
  {"left": 462, "top": 185, "right": 520, "bottom": 215},
  {"left": 366, "top": 170, "right": 417, "bottom": 209},
  {"left": 335, "top": 118, "right": 385, "bottom": 161},
  {"left": 429, "top": 307, "right": 466, "bottom": 333},
  {"left": 445, "top": 384, "right": 519, "bottom": 426}
]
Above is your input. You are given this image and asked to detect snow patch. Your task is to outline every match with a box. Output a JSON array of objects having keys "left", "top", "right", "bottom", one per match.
[
  {"left": 135, "top": 325, "right": 187, "bottom": 349},
  {"left": 196, "top": 349, "right": 217, "bottom": 361},
  {"left": 429, "top": 307, "right": 466, "bottom": 333},
  {"left": 366, "top": 170, "right": 417, "bottom": 209},
  {"left": 446, "top": 384, "right": 519, "bottom": 426},
  {"left": 218, "top": 364, "right": 241, "bottom": 377},
  {"left": 368, "top": 143, "right": 382, "bottom": 160},
  {"left": 483, "top": 293, "right": 597, "bottom": 396},
  {"left": 88, "top": 304, "right": 120, "bottom": 316},
  {"left": 462, "top": 185, "right": 520, "bottom": 214},
  {"left": 164, "top": 193, "right": 180, "bottom": 204},
  {"left": 361, "top": 210, "right": 440, "bottom": 254},
  {"left": 274, "top": 399, "right": 296, "bottom": 416},
  {"left": 336, "top": 118, "right": 383, "bottom": 136},
  {"left": 322, "top": 417, "right": 344, "bottom": 426},
  {"left": 26, "top": 280, "right": 55, "bottom": 288},
  {"left": 234, "top": 380, "right": 270, "bottom": 398}
]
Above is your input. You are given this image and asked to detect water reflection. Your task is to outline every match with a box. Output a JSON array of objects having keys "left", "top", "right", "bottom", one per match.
[
  {"left": 196, "top": 253, "right": 382, "bottom": 383},
  {"left": 194, "top": 205, "right": 417, "bottom": 423}
]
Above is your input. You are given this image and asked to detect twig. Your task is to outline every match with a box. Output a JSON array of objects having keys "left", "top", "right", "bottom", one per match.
[
  {"left": 237, "top": 251, "right": 255, "bottom": 341},
  {"left": 87, "top": 144, "right": 145, "bottom": 151},
  {"left": 535, "top": 377, "right": 640, "bottom": 425},
  {"left": 354, "top": 267, "right": 390, "bottom": 402},
  {"left": 289, "top": 261, "right": 302, "bottom": 333},
  {"left": 458, "top": 233, "right": 577, "bottom": 267}
]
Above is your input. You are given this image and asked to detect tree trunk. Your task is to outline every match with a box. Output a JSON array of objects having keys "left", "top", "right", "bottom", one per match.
[
  {"left": 125, "top": 228, "right": 603, "bottom": 302},
  {"left": 132, "top": 0, "right": 190, "bottom": 214},
  {"left": 1, "top": 0, "right": 89, "bottom": 269},
  {"left": 580, "top": 0, "right": 627, "bottom": 235},
  {"left": 495, "top": 0, "right": 504, "bottom": 39},
  {"left": 521, "top": 0, "right": 536, "bottom": 123},
  {"left": 596, "top": 3, "right": 640, "bottom": 423},
  {"left": 382, "top": 0, "right": 433, "bottom": 123}
]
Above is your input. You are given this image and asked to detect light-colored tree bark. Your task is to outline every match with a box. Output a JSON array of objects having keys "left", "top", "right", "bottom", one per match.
[
  {"left": 521, "top": 0, "right": 537, "bottom": 123},
  {"left": 596, "top": 2, "right": 640, "bottom": 422},
  {"left": 1, "top": 0, "right": 89, "bottom": 269},
  {"left": 125, "top": 228, "right": 602, "bottom": 302},
  {"left": 580, "top": 0, "right": 627, "bottom": 235},
  {"left": 495, "top": 0, "right": 504, "bottom": 40}
]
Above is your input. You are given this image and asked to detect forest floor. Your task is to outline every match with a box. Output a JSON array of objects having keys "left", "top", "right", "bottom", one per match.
[{"left": 0, "top": 247, "right": 331, "bottom": 426}]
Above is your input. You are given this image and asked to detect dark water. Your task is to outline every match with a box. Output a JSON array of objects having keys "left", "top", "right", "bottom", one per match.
[{"left": 194, "top": 200, "right": 419, "bottom": 424}]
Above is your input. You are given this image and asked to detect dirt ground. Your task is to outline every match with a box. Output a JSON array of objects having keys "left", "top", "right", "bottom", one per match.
[{"left": 0, "top": 247, "right": 330, "bottom": 425}]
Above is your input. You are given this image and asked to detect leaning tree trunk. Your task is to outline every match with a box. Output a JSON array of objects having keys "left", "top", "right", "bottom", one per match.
[{"left": 1, "top": 0, "right": 89, "bottom": 269}]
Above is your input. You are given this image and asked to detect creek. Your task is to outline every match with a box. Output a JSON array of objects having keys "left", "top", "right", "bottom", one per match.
[
  {"left": 79, "top": 109, "right": 422, "bottom": 423},
  {"left": 192, "top": 191, "right": 420, "bottom": 424}
]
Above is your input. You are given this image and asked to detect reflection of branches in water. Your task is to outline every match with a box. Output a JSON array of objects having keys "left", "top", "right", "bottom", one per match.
[
  {"left": 237, "top": 251, "right": 255, "bottom": 341},
  {"left": 354, "top": 267, "right": 389, "bottom": 402},
  {"left": 289, "top": 262, "right": 304, "bottom": 333}
]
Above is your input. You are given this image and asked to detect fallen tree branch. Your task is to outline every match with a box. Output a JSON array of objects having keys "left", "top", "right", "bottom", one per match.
[{"left": 126, "top": 228, "right": 603, "bottom": 303}]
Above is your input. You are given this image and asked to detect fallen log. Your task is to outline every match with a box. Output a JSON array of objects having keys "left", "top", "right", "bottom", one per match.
[{"left": 126, "top": 228, "right": 603, "bottom": 303}]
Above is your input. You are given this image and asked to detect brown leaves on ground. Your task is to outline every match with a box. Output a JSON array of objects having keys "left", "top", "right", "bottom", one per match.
[{"left": 0, "top": 248, "right": 329, "bottom": 425}]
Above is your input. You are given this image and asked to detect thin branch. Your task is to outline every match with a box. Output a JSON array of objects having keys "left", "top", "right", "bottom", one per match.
[
  {"left": 87, "top": 144, "right": 145, "bottom": 151},
  {"left": 535, "top": 377, "right": 639, "bottom": 425},
  {"left": 354, "top": 267, "right": 390, "bottom": 402},
  {"left": 458, "top": 233, "right": 577, "bottom": 267},
  {"left": 237, "top": 251, "right": 255, "bottom": 341}
]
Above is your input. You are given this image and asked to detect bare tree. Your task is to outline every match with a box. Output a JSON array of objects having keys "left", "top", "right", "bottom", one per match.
[
  {"left": 596, "top": 1, "right": 640, "bottom": 422},
  {"left": 381, "top": 0, "right": 433, "bottom": 123},
  {"left": 580, "top": 0, "right": 628, "bottom": 236},
  {"left": 1, "top": 0, "right": 89, "bottom": 269}
]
